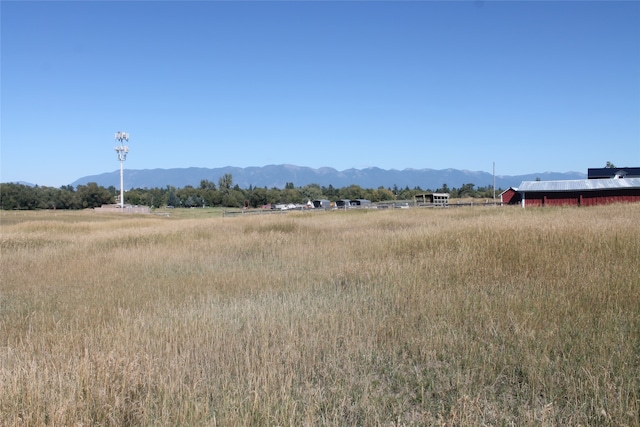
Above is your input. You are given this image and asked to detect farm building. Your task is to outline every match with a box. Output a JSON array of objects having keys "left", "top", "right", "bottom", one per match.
[
  {"left": 518, "top": 177, "right": 640, "bottom": 207},
  {"left": 588, "top": 167, "right": 640, "bottom": 179},
  {"left": 500, "top": 187, "right": 520, "bottom": 205},
  {"left": 414, "top": 193, "right": 449, "bottom": 207},
  {"left": 312, "top": 199, "right": 331, "bottom": 209},
  {"left": 350, "top": 199, "right": 371, "bottom": 207}
]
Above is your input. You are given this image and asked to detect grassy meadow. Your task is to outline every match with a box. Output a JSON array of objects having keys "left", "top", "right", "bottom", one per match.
[{"left": 1, "top": 205, "right": 639, "bottom": 426}]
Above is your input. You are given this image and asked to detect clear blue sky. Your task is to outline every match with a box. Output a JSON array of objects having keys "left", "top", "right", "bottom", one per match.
[{"left": 1, "top": 1, "right": 639, "bottom": 187}]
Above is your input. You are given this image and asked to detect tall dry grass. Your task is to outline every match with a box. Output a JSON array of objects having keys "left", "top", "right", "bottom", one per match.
[{"left": 1, "top": 206, "right": 638, "bottom": 425}]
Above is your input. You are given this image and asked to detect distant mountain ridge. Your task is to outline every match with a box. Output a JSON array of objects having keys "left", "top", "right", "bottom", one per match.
[{"left": 70, "top": 165, "right": 586, "bottom": 191}]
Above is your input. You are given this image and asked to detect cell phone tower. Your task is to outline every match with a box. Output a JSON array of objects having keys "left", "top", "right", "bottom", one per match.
[{"left": 114, "top": 131, "right": 130, "bottom": 208}]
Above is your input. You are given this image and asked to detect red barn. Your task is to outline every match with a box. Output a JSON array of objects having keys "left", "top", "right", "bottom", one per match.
[
  {"left": 518, "top": 178, "right": 640, "bottom": 207},
  {"left": 499, "top": 187, "right": 521, "bottom": 205}
]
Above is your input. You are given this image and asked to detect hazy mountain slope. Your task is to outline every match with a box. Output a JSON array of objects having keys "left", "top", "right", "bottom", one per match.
[{"left": 70, "top": 164, "right": 586, "bottom": 190}]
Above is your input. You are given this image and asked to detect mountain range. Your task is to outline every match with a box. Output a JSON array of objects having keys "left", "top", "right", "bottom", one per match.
[{"left": 70, "top": 165, "right": 586, "bottom": 191}]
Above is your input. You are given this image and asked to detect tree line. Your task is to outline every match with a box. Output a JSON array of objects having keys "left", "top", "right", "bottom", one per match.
[{"left": 0, "top": 174, "right": 502, "bottom": 210}]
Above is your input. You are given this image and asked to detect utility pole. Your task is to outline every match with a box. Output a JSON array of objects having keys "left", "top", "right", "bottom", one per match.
[{"left": 493, "top": 161, "right": 496, "bottom": 205}]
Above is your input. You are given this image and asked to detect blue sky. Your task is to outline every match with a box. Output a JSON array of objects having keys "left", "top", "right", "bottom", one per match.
[{"left": 1, "top": 1, "right": 639, "bottom": 187}]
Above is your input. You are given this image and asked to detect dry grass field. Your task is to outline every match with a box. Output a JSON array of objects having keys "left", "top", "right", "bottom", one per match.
[{"left": 1, "top": 205, "right": 639, "bottom": 426}]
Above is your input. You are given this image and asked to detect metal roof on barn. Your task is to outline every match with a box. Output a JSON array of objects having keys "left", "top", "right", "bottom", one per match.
[{"left": 519, "top": 178, "right": 640, "bottom": 192}]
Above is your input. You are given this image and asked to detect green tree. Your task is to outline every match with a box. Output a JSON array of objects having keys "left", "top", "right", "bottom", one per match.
[
  {"left": 57, "top": 186, "right": 78, "bottom": 209},
  {"left": 279, "top": 187, "right": 303, "bottom": 204},
  {"left": 396, "top": 186, "right": 417, "bottom": 200},
  {"left": 199, "top": 179, "right": 216, "bottom": 191},
  {"left": 300, "top": 184, "right": 323, "bottom": 201},
  {"left": 458, "top": 183, "right": 476, "bottom": 198},
  {"left": 146, "top": 187, "right": 167, "bottom": 208},
  {"left": 267, "top": 188, "right": 281, "bottom": 205},
  {"left": 1, "top": 183, "right": 28, "bottom": 209},
  {"left": 76, "top": 182, "right": 113, "bottom": 208},
  {"left": 437, "top": 183, "right": 450, "bottom": 194},
  {"left": 176, "top": 186, "right": 202, "bottom": 208},
  {"left": 476, "top": 185, "right": 495, "bottom": 199},
  {"left": 322, "top": 185, "right": 339, "bottom": 200},
  {"left": 248, "top": 187, "right": 268, "bottom": 208},
  {"left": 221, "top": 189, "right": 244, "bottom": 207},
  {"left": 219, "top": 174, "right": 233, "bottom": 193},
  {"left": 201, "top": 187, "right": 220, "bottom": 207},
  {"left": 124, "top": 189, "right": 145, "bottom": 206},
  {"left": 38, "top": 186, "right": 60, "bottom": 209},
  {"left": 166, "top": 186, "right": 179, "bottom": 207},
  {"left": 371, "top": 187, "right": 396, "bottom": 202},
  {"left": 339, "top": 184, "right": 366, "bottom": 200}
]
